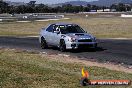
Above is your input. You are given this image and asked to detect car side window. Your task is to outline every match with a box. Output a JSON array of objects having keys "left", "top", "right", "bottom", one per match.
[
  {"left": 54, "top": 25, "right": 60, "bottom": 31},
  {"left": 46, "top": 25, "right": 54, "bottom": 32}
]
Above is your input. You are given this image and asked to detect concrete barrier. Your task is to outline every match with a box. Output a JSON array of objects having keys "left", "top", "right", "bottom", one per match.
[
  {"left": 0, "top": 14, "right": 65, "bottom": 22},
  {"left": 121, "top": 14, "right": 132, "bottom": 18}
]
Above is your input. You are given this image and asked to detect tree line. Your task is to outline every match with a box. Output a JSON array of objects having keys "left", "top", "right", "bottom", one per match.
[{"left": 0, "top": 1, "right": 132, "bottom": 14}]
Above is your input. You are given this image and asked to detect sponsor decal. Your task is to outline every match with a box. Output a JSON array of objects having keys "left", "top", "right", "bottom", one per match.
[{"left": 79, "top": 38, "right": 91, "bottom": 39}]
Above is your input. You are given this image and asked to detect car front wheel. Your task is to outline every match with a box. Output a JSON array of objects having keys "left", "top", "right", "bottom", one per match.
[{"left": 59, "top": 40, "right": 66, "bottom": 52}]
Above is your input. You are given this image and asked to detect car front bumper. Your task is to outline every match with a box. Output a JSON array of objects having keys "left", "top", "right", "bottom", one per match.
[{"left": 65, "top": 42, "right": 97, "bottom": 49}]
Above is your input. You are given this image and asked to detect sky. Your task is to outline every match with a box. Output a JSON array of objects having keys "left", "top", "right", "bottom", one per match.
[{"left": 5, "top": 0, "right": 96, "bottom": 4}]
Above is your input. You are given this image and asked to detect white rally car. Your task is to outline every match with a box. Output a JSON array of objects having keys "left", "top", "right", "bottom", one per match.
[{"left": 39, "top": 23, "right": 97, "bottom": 52}]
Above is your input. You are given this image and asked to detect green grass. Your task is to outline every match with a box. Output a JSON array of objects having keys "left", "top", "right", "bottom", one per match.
[
  {"left": 0, "top": 48, "right": 132, "bottom": 88},
  {"left": 0, "top": 17, "right": 132, "bottom": 38}
]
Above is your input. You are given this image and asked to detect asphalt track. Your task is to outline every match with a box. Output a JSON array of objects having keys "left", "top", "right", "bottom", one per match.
[{"left": 0, "top": 36, "right": 132, "bottom": 66}]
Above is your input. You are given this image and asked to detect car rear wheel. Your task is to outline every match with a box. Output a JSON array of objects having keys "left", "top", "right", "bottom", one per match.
[
  {"left": 41, "top": 37, "right": 48, "bottom": 49},
  {"left": 59, "top": 40, "right": 66, "bottom": 52}
]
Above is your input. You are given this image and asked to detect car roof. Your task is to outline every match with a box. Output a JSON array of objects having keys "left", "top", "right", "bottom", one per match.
[{"left": 52, "top": 23, "right": 77, "bottom": 26}]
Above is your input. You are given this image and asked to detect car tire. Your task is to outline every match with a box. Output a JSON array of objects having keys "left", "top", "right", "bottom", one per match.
[
  {"left": 41, "top": 37, "right": 48, "bottom": 49},
  {"left": 59, "top": 40, "right": 66, "bottom": 52}
]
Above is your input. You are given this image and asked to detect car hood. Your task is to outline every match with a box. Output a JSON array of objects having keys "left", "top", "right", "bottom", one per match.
[{"left": 65, "top": 33, "right": 94, "bottom": 39}]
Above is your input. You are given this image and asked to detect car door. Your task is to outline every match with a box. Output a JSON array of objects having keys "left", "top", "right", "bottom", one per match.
[
  {"left": 45, "top": 24, "right": 54, "bottom": 45},
  {"left": 50, "top": 25, "right": 61, "bottom": 46}
]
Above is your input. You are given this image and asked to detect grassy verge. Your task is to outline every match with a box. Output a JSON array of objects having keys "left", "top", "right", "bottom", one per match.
[
  {"left": 0, "top": 17, "right": 132, "bottom": 38},
  {"left": 0, "top": 48, "right": 132, "bottom": 88}
]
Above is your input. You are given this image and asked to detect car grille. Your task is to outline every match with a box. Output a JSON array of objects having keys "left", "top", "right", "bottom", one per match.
[{"left": 78, "top": 39, "right": 92, "bottom": 42}]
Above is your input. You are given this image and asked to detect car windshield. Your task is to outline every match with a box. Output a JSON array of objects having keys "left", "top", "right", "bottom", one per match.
[{"left": 59, "top": 25, "right": 85, "bottom": 34}]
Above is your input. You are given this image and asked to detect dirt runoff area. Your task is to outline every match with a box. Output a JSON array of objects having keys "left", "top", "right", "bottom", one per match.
[{"left": 40, "top": 52, "right": 132, "bottom": 74}]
